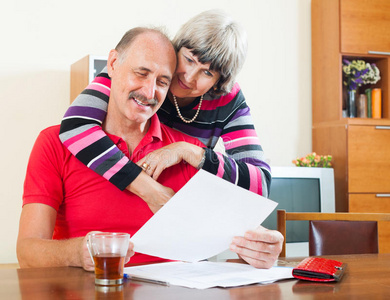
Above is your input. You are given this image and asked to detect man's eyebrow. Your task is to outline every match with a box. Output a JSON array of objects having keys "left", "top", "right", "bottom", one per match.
[
  {"left": 161, "top": 75, "right": 172, "bottom": 83},
  {"left": 134, "top": 67, "right": 151, "bottom": 73},
  {"left": 135, "top": 67, "right": 172, "bottom": 82}
]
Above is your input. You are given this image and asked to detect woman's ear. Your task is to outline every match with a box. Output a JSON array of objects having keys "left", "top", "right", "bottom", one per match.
[{"left": 107, "top": 49, "right": 118, "bottom": 77}]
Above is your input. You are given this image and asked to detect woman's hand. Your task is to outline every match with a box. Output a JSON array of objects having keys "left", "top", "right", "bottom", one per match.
[
  {"left": 126, "top": 171, "right": 175, "bottom": 213},
  {"left": 137, "top": 142, "right": 204, "bottom": 180},
  {"left": 127, "top": 142, "right": 204, "bottom": 213}
]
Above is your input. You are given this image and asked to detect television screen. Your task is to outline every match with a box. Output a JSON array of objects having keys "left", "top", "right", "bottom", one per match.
[
  {"left": 93, "top": 59, "right": 108, "bottom": 78},
  {"left": 263, "top": 178, "right": 321, "bottom": 242}
]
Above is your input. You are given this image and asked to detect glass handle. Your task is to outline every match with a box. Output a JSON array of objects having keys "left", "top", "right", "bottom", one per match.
[{"left": 368, "top": 51, "right": 390, "bottom": 56}]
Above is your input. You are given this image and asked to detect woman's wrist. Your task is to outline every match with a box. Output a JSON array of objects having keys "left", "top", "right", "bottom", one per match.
[
  {"left": 180, "top": 142, "right": 206, "bottom": 169},
  {"left": 197, "top": 148, "right": 206, "bottom": 170}
]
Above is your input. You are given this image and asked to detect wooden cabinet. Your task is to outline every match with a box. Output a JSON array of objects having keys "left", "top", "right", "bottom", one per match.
[
  {"left": 70, "top": 55, "right": 107, "bottom": 103},
  {"left": 348, "top": 125, "right": 390, "bottom": 193},
  {"left": 349, "top": 193, "right": 390, "bottom": 253},
  {"left": 312, "top": 119, "right": 390, "bottom": 212},
  {"left": 349, "top": 194, "right": 390, "bottom": 213},
  {"left": 312, "top": 0, "right": 390, "bottom": 214},
  {"left": 340, "top": 0, "right": 390, "bottom": 54},
  {"left": 312, "top": 0, "right": 390, "bottom": 125}
]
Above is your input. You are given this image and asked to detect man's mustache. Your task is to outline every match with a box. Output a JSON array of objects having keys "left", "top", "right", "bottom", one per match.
[{"left": 128, "top": 92, "right": 158, "bottom": 106}]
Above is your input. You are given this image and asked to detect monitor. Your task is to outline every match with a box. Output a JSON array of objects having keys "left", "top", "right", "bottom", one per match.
[
  {"left": 264, "top": 166, "right": 335, "bottom": 257},
  {"left": 210, "top": 166, "right": 335, "bottom": 261}
]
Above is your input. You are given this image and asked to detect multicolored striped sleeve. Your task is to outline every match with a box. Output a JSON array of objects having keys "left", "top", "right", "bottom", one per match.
[
  {"left": 59, "top": 68, "right": 142, "bottom": 190},
  {"left": 202, "top": 98, "right": 271, "bottom": 197}
]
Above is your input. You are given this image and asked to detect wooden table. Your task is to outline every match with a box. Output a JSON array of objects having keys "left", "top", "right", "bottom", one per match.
[{"left": 2, "top": 254, "right": 390, "bottom": 299}]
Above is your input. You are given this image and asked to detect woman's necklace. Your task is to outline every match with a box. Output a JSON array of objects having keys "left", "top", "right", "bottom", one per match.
[{"left": 172, "top": 94, "right": 203, "bottom": 124}]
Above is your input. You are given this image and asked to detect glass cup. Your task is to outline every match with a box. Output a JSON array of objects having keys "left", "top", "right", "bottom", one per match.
[
  {"left": 87, "top": 232, "right": 130, "bottom": 286},
  {"left": 95, "top": 285, "right": 124, "bottom": 300}
]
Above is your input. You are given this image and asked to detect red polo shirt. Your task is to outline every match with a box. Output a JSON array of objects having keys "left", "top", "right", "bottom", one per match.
[{"left": 23, "top": 114, "right": 202, "bottom": 263}]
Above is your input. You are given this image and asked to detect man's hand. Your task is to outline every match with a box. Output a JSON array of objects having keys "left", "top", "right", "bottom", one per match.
[
  {"left": 229, "top": 225, "right": 283, "bottom": 269},
  {"left": 81, "top": 233, "right": 135, "bottom": 272},
  {"left": 81, "top": 232, "right": 98, "bottom": 272}
]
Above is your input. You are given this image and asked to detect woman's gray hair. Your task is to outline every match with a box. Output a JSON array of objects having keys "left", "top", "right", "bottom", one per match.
[{"left": 172, "top": 9, "right": 248, "bottom": 96}]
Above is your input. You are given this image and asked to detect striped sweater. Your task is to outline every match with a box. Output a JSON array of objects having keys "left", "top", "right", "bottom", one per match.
[{"left": 60, "top": 68, "right": 271, "bottom": 196}]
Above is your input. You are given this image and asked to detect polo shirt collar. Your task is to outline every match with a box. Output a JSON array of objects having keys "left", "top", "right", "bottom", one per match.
[
  {"left": 105, "top": 113, "right": 163, "bottom": 146},
  {"left": 146, "top": 113, "right": 163, "bottom": 141}
]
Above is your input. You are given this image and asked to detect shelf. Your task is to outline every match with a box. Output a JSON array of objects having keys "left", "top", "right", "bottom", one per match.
[
  {"left": 341, "top": 54, "right": 389, "bottom": 119},
  {"left": 345, "top": 118, "right": 390, "bottom": 126},
  {"left": 312, "top": 118, "right": 390, "bottom": 128}
]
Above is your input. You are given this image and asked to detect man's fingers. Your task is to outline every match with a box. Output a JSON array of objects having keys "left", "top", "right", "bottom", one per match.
[
  {"left": 238, "top": 253, "right": 275, "bottom": 269},
  {"left": 244, "top": 229, "right": 284, "bottom": 244},
  {"left": 125, "top": 242, "right": 135, "bottom": 264}
]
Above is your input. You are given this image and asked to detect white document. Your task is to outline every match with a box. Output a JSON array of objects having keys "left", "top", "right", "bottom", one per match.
[
  {"left": 130, "top": 169, "right": 278, "bottom": 262},
  {"left": 125, "top": 261, "right": 294, "bottom": 289}
]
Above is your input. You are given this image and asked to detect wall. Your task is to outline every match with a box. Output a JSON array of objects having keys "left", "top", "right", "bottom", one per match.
[{"left": 0, "top": 0, "right": 312, "bottom": 263}]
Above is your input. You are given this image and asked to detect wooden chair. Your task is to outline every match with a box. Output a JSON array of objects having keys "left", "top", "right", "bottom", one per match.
[{"left": 277, "top": 209, "right": 390, "bottom": 257}]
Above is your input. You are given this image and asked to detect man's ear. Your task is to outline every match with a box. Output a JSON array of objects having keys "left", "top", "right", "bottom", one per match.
[{"left": 107, "top": 49, "right": 118, "bottom": 77}]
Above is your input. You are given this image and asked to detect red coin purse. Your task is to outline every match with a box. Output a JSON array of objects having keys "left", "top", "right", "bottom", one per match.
[{"left": 292, "top": 257, "right": 347, "bottom": 282}]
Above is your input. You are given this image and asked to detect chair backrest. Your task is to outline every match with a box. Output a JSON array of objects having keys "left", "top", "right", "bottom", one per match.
[
  {"left": 309, "top": 220, "right": 378, "bottom": 255},
  {"left": 277, "top": 209, "right": 390, "bottom": 257}
]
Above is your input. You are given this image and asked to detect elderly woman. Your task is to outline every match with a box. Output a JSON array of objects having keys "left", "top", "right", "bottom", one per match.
[{"left": 60, "top": 9, "right": 282, "bottom": 268}]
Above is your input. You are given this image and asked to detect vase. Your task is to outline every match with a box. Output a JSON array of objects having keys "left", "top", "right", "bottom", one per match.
[
  {"left": 348, "top": 90, "right": 357, "bottom": 118},
  {"left": 342, "top": 88, "right": 348, "bottom": 118},
  {"left": 357, "top": 94, "right": 367, "bottom": 118}
]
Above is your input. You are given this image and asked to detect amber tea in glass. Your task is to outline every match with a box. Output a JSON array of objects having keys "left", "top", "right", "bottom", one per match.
[{"left": 88, "top": 233, "right": 130, "bottom": 285}]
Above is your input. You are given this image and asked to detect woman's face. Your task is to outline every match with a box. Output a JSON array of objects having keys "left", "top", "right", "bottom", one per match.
[{"left": 169, "top": 47, "right": 221, "bottom": 99}]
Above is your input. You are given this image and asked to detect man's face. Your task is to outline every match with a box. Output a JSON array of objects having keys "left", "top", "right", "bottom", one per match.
[{"left": 107, "top": 32, "right": 177, "bottom": 126}]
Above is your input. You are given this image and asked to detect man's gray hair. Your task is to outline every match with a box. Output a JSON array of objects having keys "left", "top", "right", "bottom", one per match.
[
  {"left": 115, "top": 27, "right": 174, "bottom": 62},
  {"left": 172, "top": 9, "right": 248, "bottom": 96}
]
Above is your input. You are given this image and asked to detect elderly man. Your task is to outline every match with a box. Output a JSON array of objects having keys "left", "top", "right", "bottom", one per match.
[{"left": 17, "top": 27, "right": 282, "bottom": 271}]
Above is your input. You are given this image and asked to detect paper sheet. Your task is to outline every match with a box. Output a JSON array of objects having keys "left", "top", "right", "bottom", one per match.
[
  {"left": 130, "top": 169, "right": 277, "bottom": 262},
  {"left": 125, "top": 261, "right": 294, "bottom": 289}
]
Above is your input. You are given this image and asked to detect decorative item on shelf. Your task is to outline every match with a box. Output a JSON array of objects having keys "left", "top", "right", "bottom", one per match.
[
  {"left": 372, "top": 88, "right": 382, "bottom": 119},
  {"left": 357, "top": 94, "right": 367, "bottom": 118},
  {"left": 347, "top": 90, "right": 357, "bottom": 118},
  {"left": 365, "top": 88, "right": 372, "bottom": 118},
  {"left": 342, "top": 59, "right": 381, "bottom": 118},
  {"left": 292, "top": 152, "right": 332, "bottom": 168}
]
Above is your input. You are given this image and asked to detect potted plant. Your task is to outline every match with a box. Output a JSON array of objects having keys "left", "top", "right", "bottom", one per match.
[{"left": 292, "top": 152, "right": 332, "bottom": 168}]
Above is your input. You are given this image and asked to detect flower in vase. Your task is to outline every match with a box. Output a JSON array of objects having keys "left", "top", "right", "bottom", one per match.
[
  {"left": 342, "top": 59, "right": 380, "bottom": 91},
  {"left": 361, "top": 63, "right": 381, "bottom": 85}
]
